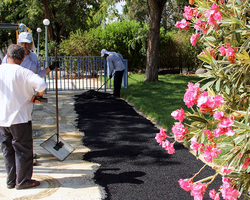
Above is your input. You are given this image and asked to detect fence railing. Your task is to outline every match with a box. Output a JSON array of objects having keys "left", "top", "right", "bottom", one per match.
[{"left": 39, "top": 56, "right": 128, "bottom": 91}]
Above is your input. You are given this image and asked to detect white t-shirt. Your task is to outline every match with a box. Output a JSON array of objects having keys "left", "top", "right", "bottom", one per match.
[
  {"left": 107, "top": 52, "right": 125, "bottom": 75},
  {"left": 1, "top": 51, "right": 47, "bottom": 77},
  {"left": 0, "top": 63, "right": 47, "bottom": 127}
]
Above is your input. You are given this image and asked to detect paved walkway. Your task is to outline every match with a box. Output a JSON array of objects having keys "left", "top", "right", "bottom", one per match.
[{"left": 0, "top": 90, "right": 107, "bottom": 200}]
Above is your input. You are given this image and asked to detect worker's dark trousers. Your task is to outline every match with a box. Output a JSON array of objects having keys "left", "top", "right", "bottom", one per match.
[
  {"left": 113, "top": 70, "right": 124, "bottom": 97},
  {"left": 0, "top": 121, "right": 33, "bottom": 186}
]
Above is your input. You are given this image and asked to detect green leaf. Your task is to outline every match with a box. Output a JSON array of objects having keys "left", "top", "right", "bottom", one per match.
[
  {"left": 197, "top": 55, "right": 211, "bottom": 64},
  {"left": 186, "top": 115, "right": 208, "bottom": 124}
]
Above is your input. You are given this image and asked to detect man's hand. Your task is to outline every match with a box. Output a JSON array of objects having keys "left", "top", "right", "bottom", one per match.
[
  {"left": 31, "top": 96, "right": 48, "bottom": 103},
  {"left": 49, "top": 61, "right": 60, "bottom": 71},
  {"left": 109, "top": 74, "right": 113, "bottom": 79}
]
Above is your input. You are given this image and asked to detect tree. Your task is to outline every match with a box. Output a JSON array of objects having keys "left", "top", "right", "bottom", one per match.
[
  {"left": 0, "top": 0, "right": 101, "bottom": 45},
  {"left": 144, "top": 0, "right": 167, "bottom": 82}
]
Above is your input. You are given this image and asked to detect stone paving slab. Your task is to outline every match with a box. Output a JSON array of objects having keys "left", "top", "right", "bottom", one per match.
[{"left": 0, "top": 91, "right": 106, "bottom": 200}]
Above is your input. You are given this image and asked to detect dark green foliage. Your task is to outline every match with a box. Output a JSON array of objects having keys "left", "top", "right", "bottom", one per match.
[
  {"left": 159, "top": 30, "right": 203, "bottom": 72},
  {"left": 59, "top": 20, "right": 148, "bottom": 72},
  {"left": 59, "top": 20, "right": 202, "bottom": 72}
]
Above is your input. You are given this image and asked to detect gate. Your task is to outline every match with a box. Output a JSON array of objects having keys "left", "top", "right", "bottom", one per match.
[{"left": 39, "top": 56, "right": 128, "bottom": 91}]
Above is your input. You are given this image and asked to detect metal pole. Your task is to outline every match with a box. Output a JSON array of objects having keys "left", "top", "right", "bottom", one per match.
[
  {"left": 45, "top": 25, "right": 48, "bottom": 68},
  {"left": 37, "top": 32, "right": 40, "bottom": 57}
]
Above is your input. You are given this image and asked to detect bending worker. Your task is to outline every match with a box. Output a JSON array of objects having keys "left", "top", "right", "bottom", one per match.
[
  {"left": 101, "top": 49, "right": 125, "bottom": 98},
  {"left": 0, "top": 44, "right": 47, "bottom": 190}
]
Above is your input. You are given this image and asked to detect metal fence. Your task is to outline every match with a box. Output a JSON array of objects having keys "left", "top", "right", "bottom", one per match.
[{"left": 39, "top": 56, "right": 128, "bottom": 92}]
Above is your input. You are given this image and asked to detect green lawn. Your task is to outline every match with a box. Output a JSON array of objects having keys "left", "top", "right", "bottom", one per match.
[{"left": 121, "top": 74, "right": 203, "bottom": 131}]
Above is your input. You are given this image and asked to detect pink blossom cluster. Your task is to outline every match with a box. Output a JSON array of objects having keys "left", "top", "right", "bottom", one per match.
[
  {"left": 155, "top": 128, "right": 175, "bottom": 154},
  {"left": 162, "top": 140, "right": 175, "bottom": 154},
  {"left": 184, "top": 82, "right": 224, "bottom": 114},
  {"left": 213, "top": 113, "right": 235, "bottom": 137},
  {"left": 190, "top": 136, "right": 204, "bottom": 152},
  {"left": 209, "top": 189, "right": 220, "bottom": 200},
  {"left": 219, "top": 43, "right": 237, "bottom": 57},
  {"left": 202, "top": 145, "right": 222, "bottom": 163},
  {"left": 219, "top": 43, "right": 237, "bottom": 64},
  {"left": 183, "top": 6, "right": 199, "bottom": 20},
  {"left": 197, "top": 91, "right": 224, "bottom": 114},
  {"left": 179, "top": 177, "right": 241, "bottom": 200},
  {"left": 204, "top": 3, "right": 222, "bottom": 27},
  {"left": 155, "top": 128, "right": 167, "bottom": 145},
  {"left": 178, "top": 179, "right": 207, "bottom": 200},
  {"left": 190, "top": 136, "right": 221, "bottom": 163},
  {"left": 221, "top": 166, "right": 232, "bottom": 175},
  {"left": 176, "top": 3, "right": 223, "bottom": 46},
  {"left": 171, "top": 108, "right": 186, "bottom": 122},
  {"left": 194, "top": 19, "right": 208, "bottom": 34},
  {"left": 221, "top": 177, "right": 241, "bottom": 200},
  {"left": 176, "top": 19, "right": 190, "bottom": 30},
  {"left": 190, "top": 33, "right": 200, "bottom": 46},
  {"left": 184, "top": 82, "right": 202, "bottom": 108},
  {"left": 171, "top": 122, "right": 188, "bottom": 141}
]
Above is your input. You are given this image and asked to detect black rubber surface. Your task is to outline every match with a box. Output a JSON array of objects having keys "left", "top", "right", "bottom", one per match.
[{"left": 74, "top": 91, "right": 225, "bottom": 200}]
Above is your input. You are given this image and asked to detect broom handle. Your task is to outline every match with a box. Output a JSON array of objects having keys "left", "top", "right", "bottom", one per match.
[{"left": 55, "top": 49, "right": 59, "bottom": 143}]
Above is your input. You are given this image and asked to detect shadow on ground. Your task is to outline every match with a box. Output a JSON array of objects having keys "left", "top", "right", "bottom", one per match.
[{"left": 74, "top": 91, "right": 232, "bottom": 200}]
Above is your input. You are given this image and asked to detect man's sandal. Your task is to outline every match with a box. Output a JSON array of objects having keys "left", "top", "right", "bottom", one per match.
[
  {"left": 15, "top": 180, "right": 40, "bottom": 190},
  {"left": 7, "top": 184, "right": 15, "bottom": 189}
]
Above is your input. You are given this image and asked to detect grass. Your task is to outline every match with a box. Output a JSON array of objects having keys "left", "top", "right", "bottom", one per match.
[{"left": 121, "top": 73, "right": 203, "bottom": 131}]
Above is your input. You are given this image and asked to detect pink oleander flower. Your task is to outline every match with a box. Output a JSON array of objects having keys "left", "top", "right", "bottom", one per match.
[
  {"left": 217, "top": 117, "right": 235, "bottom": 136},
  {"left": 219, "top": 43, "right": 238, "bottom": 64},
  {"left": 171, "top": 122, "right": 188, "bottom": 141},
  {"left": 197, "top": 92, "right": 224, "bottom": 114},
  {"left": 221, "top": 166, "right": 232, "bottom": 175},
  {"left": 209, "top": 189, "right": 220, "bottom": 200},
  {"left": 167, "top": 143, "right": 175, "bottom": 154},
  {"left": 203, "top": 129, "right": 214, "bottom": 140},
  {"left": 190, "top": 137, "right": 203, "bottom": 152},
  {"left": 218, "top": 117, "right": 234, "bottom": 129},
  {"left": 194, "top": 20, "right": 208, "bottom": 34},
  {"left": 214, "top": 127, "right": 234, "bottom": 137},
  {"left": 171, "top": 108, "right": 186, "bottom": 122},
  {"left": 155, "top": 128, "right": 167, "bottom": 145},
  {"left": 214, "top": 116, "right": 235, "bottom": 137},
  {"left": 221, "top": 179, "right": 241, "bottom": 200},
  {"left": 175, "top": 19, "right": 190, "bottom": 30},
  {"left": 214, "top": 95, "right": 224, "bottom": 107},
  {"left": 190, "top": 182, "right": 207, "bottom": 200},
  {"left": 197, "top": 91, "right": 215, "bottom": 114},
  {"left": 184, "top": 82, "right": 202, "bottom": 108},
  {"left": 213, "top": 111, "right": 224, "bottom": 120},
  {"left": 178, "top": 179, "right": 193, "bottom": 191},
  {"left": 242, "top": 157, "right": 250, "bottom": 169},
  {"left": 220, "top": 46, "right": 226, "bottom": 56},
  {"left": 183, "top": 6, "right": 199, "bottom": 20},
  {"left": 202, "top": 146, "right": 221, "bottom": 163},
  {"left": 190, "top": 33, "right": 200, "bottom": 46},
  {"left": 204, "top": 3, "right": 222, "bottom": 27},
  {"left": 162, "top": 139, "right": 175, "bottom": 154}
]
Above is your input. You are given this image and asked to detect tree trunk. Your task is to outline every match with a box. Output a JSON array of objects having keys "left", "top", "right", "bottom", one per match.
[
  {"left": 144, "top": 0, "right": 167, "bottom": 82},
  {"left": 42, "top": 0, "right": 53, "bottom": 41}
]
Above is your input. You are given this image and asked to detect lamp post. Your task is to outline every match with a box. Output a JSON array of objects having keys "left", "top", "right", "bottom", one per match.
[
  {"left": 43, "top": 19, "right": 50, "bottom": 68},
  {"left": 36, "top": 27, "right": 42, "bottom": 57}
]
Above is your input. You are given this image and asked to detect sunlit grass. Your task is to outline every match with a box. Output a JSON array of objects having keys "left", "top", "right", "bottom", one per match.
[{"left": 121, "top": 74, "right": 203, "bottom": 131}]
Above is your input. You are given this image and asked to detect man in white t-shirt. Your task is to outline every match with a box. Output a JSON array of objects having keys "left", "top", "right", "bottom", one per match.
[
  {"left": 1, "top": 32, "right": 58, "bottom": 164},
  {"left": 101, "top": 49, "right": 125, "bottom": 98},
  {"left": 0, "top": 44, "right": 47, "bottom": 190},
  {"left": 1, "top": 32, "right": 58, "bottom": 77}
]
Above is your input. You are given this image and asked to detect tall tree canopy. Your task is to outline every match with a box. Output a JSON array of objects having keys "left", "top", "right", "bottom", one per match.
[{"left": 0, "top": 0, "right": 101, "bottom": 47}]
